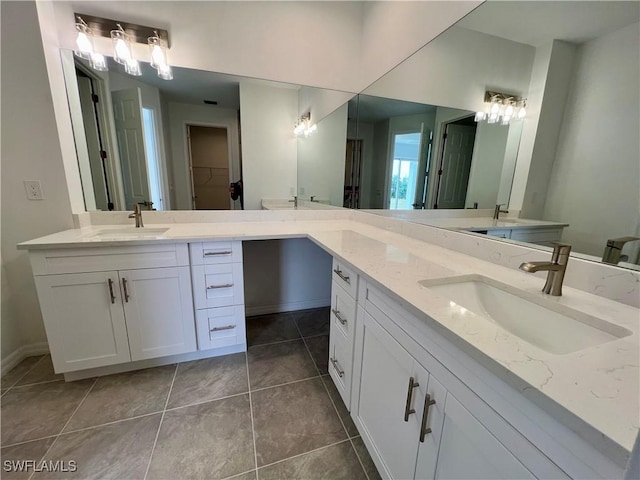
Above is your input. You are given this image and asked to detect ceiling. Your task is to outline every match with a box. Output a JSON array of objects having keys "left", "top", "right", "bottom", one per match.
[
  {"left": 350, "top": 95, "right": 440, "bottom": 124},
  {"left": 458, "top": 1, "right": 640, "bottom": 47}
]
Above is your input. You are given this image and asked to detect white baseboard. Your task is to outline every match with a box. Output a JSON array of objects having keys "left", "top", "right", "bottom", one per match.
[
  {"left": 1, "top": 342, "right": 50, "bottom": 376},
  {"left": 245, "top": 299, "right": 330, "bottom": 317}
]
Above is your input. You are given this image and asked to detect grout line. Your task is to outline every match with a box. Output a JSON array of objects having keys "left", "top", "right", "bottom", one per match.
[
  {"left": 59, "top": 410, "right": 164, "bottom": 436},
  {"left": 299, "top": 332, "right": 330, "bottom": 341},
  {"left": 0, "top": 434, "right": 59, "bottom": 451},
  {"left": 349, "top": 436, "right": 373, "bottom": 480},
  {"left": 221, "top": 468, "right": 258, "bottom": 480},
  {"left": 246, "top": 352, "right": 259, "bottom": 480},
  {"left": 10, "top": 378, "right": 65, "bottom": 390},
  {"left": 247, "top": 337, "right": 303, "bottom": 349},
  {"left": 143, "top": 363, "right": 179, "bottom": 480},
  {"left": 3, "top": 355, "right": 47, "bottom": 391},
  {"left": 164, "top": 391, "right": 249, "bottom": 413},
  {"left": 293, "top": 319, "right": 322, "bottom": 377},
  {"left": 26, "top": 376, "right": 98, "bottom": 480},
  {"left": 250, "top": 375, "right": 321, "bottom": 394},
  {"left": 257, "top": 438, "right": 352, "bottom": 471}
]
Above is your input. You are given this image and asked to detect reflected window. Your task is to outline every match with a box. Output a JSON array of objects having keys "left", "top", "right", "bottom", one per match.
[{"left": 389, "top": 132, "right": 421, "bottom": 210}]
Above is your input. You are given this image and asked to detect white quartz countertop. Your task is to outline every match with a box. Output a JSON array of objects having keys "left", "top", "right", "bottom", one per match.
[
  {"left": 18, "top": 219, "right": 639, "bottom": 462},
  {"left": 394, "top": 216, "right": 569, "bottom": 231}
]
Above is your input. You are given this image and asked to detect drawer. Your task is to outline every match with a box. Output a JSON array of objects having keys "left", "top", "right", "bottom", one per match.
[
  {"left": 29, "top": 244, "right": 189, "bottom": 275},
  {"left": 189, "top": 241, "right": 242, "bottom": 265},
  {"left": 331, "top": 281, "right": 356, "bottom": 341},
  {"left": 196, "top": 305, "right": 246, "bottom": 351},
  {"left": 332, "top": 258, "right": 358, "bottom": 299},
  {"left": 192, "top": 263, "right": 244, "bottom": 310},
  {"left": 329, "top": 322, "right": 352, "bottom": 408}
]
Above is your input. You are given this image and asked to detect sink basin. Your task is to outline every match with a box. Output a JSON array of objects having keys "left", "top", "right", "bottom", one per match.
[
  {"left": 89, "top": 227, "right": 169, "bottom": 239},
  {"left": 418, "top": 275, "right": 631, "bottom": 354}
]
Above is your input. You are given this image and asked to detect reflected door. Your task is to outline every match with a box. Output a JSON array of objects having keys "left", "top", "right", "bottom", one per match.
[
  {"left": 188, "top": 126, "right": 231, "bottom": 210},
  {"left": 112, "top": 88, "right": 151, "bottom": 210},
  {"left": 388, "top": 132, "right": 422, "bottom": 210},
  {"left": 436, "top": 124, "right": 476, "bottom": 209}
]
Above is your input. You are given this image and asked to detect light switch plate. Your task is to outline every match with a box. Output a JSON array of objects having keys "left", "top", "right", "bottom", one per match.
[{"left": 24, "top": 180, "right": 44, "bottom": 200}]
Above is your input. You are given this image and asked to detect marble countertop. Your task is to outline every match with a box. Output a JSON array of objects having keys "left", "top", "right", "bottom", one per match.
[{"left": 17, "top": 219, "right": 639, "bottom": 463}]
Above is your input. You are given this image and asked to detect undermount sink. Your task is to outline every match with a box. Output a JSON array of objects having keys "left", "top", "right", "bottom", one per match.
[
  {"left": 418, "top": 275, "right": 631, "bottom": 355},
  {"left": 89, "top": 227, "right": 169, "bottom": 239}
]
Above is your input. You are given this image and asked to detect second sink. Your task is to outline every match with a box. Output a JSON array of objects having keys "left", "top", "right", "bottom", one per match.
[{"left": 418, "top": 275, "right": 631, "bottom": 355}]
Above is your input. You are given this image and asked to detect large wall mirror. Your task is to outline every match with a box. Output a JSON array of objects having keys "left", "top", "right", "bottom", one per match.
[
  {"left": 298, "top": 1, "right": 639, "bottom": 271},
  {"left": 63, "top": 50, "right": 355, "bottom": 212}
]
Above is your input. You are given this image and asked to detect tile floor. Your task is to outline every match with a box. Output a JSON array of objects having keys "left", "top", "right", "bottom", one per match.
[{"left": 1, "top": 307, "right": 381, "bottom": 480}]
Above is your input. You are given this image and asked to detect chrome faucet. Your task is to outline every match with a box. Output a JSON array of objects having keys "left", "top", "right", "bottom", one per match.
[
  {"left": 288, "top": 196, "right": 298, "bottom": 209},
  {"left": 519, "top": 243, "right": 571, "bottom": 296},
  {"left": 493, "top": 204, "right": 509, "bottom": 220},
  {"left": 602, "top": 236, "right": 640, "bottom": 264},
  {"left": 128, "top": 204, "right": 144, "bottom": 228}
]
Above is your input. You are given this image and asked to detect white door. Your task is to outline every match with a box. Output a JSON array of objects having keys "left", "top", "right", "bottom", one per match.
[
  {"left": 120, "top": 266, "right": 197, "bottom": 361},
  {"left": 356, "top": 312, "right": 428, "bottom": 480},
  {"left": 112, "top": 88, "right": 151, "bottom": 210},
  {"left": 437, "top": 124, "right": 476, "bottom": 209},
  {"left": 34, "top": 272, "right": 131, "bottom": 372},
  {"left": 434, "top": 395, "right": 535, "bottom": 480}
]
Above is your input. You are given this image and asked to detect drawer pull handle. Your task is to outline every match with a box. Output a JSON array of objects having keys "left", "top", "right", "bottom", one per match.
[
  {"left": 204, "top": 251, "right": 232, "bottom": 257},
  {"left": 210, "top": 324, "right": 236, "bottom": 332},
  {"left": 331, "top": 308, "right": 347, "bottom": 325},
  {"left": 330, "top": 357, "right": 344, "bottom": 378},
  {"left": 419, "top": 393, "right": 436, "bottom": 442},
  {"left": 207, "top": 283, "right": 234, "bottom": 290},
  {"left": 121, "top": 278, "right": 130, "bottom": 303},
  {"left": 107, "top": 278, "right": 116, "bottom": 304},
  {"left": 404, "top": 376, "right": 419, "bottom": 421},
  {"left": 333, "top": 268, "right": 351, "bottom": 285}
]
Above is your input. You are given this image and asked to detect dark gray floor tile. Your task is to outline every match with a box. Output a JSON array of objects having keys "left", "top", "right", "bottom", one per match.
[
  {"left": 321, "top": 375, "right": 358, "bottom": 437},
  {"left": 1, "top": 356, "right": 44, "bottom": 389},
  {"left": 147, "top": 395, "right": 254, "bottom": 480},
  {"left": 224, "top": 470, "right": 256, "bottom": 480},
  {"left": 64, "top": 365, "right": 175, "bottom": 432},
  {"left": 259, "top": 441, "right": 366, "bottom": 480},
  {"left": 168, "top": 353, "right": 248, "bottom": 409},
  {"left": 246, "top": 313, "right": 300, "bottom": 347},
  {"left": 32, "top": 414, "right": 161, "bottom": 479},
  {"left": 351, "top": 436, "right": 382, "bottom": 480},
  {"left": 305, "top": 335, "right": 329, "bottom": 374},
  {"left": 248, "top": 340, "right": 318, "bottom": 390},
  {"left": 15, "top": 355, "right": 63, "bottom": 386},
  {"left": 1, "top": 379, "right": 94, "bottom": 445},
  {"left": 1, "top": 437, "right": 56, "bottom": 480},
  {"left": 252, "top": 377, "right": 346, "bottom": 467},
  {"left": 292, "top": 307, "right": 330, "bottom": 338}
]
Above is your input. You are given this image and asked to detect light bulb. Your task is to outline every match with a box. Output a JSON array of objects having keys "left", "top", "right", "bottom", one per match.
[
  {"left": 517, "top": 106, "right": 527, "bottom": 120},
  {"left": 474, "top": 112, "right": 486, "bottom": 122},
  {"left": 90, "top": 53, "right": 108, "bottom": 72},
  {"left": 504, "top": 104, "right": 514, "bottom": 117},
  {"left": 115, "top": 38, "right": 131, "bottom": 63},
  {"left": 157, "top": 63, "right": 173, "bottom": 80},
  {"left": 74, "top": 22, "right": 94, "bottom": 60},
  {"left": 125, "top": 59, "right": 142, "bottom": 76},
  {"left": 111, "top": 26, "right": 134, "bottom": 65},
  {"left": 151, "top": 45, "right": 165, "bottom": 67},
  {"left": 490, "top": 102, "right": 500, "bottom": 115},
  {"left": 488, "top": 112, "right": 498, "bottom": 124}
]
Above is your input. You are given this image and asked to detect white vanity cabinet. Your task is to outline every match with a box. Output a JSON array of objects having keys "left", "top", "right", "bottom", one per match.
[
  {"left": 31, "top": 244, "right": 196, "bottom": 373},
  {"left": 189, "top": 241, "right": 246, "bottom": 352},
  {"left": 351, "top": 281, "right": 572, "bottom": 480}
]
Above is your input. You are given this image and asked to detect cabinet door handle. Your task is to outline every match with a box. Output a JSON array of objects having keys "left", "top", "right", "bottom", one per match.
[
  {"left": 203, "top": 251, "right": 232, "bottom": 257},
  {"left": 419, "top": 393, "right": 436, "bottom": 442},
  {"left": 404, "top": 376, "right": 420, "bottom": 421},
  {"left": 207, "top": 283, "right": 234, "bottom": 290},
  {"left": 107, "top": 278, "right": 116, "bottom": 304},
  {"left": 333, "top": 268, "right": 351, "bottom": 285},
  {"left": 330, "top": 357, "right": 344, "bottom": 378},
  {"left": 121, "top": 278, "right": 130, "bottom": 303},
  {"left": 331, "top": 308, "right": 347, "bottom": 325},
  {"left": 210, "top": 324, "right": 236, "bottom": 332}
]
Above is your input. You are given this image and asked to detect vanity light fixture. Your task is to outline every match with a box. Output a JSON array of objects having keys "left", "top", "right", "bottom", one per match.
[
  {"left": 475, "top": 91, "right": 526, "bottom": 126},
  {"left": 294, "top": 113, "right": 317, "bottom": 137},
  {"left": 73, "top": 13, "right": 171, "bottom": 79},
  {"left": 74, "top": 17, "right": 108, "bottom": 72}
]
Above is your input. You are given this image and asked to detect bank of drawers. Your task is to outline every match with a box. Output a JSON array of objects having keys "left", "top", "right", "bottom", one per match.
[
  {"left": 329, "top": 257, "right": 359, "bottom": 409},
  {"left": 190, "top": 241, "right": 245, "bottom": 351}
]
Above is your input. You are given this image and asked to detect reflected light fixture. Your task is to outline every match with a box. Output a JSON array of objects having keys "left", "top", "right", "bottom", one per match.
[
  {"left": 475, "top": 91, "right": 526, "bottom": 126},
  {"left": 73, "top": 13, "right": 171, "bottom": 80},
  {"left": 294, "top": 113, "right": 317, "bottom": 137}
]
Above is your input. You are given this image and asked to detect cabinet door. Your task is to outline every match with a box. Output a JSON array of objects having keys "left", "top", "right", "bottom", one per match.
[
  {"left": 414, "top": 375, "right": 447, "bottom": 480},
  {"left": 356, "top": 312, "right": 427, "bottom": 480},
  {"left": 434, "top": 395, "right": 535, "bottom": 480},
  {"left": 120, "top": 266, "right": 197, "bottom": 361},
  {"left": 34, "top": 272, "right": 131, "bottom": 372}
]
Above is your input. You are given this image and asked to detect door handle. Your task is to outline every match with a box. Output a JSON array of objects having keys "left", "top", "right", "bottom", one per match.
[
  {"left": 330, "top": 357, "right": 344, "bottom": 378},
  {"left": 331, "top": 308, "right": 347, "bottom": 325},
  {"left": 121, "top": 278, "right": 130, "bottom": 303},
  {"left": 206, "top": 283, "right": 234, "bottom": 290},
  {"left": 333, "top": 268, "right": 350, "bottom": 284},
  {"left": 419, "top": 393, "right": 436, "bottom": 442},
  {"left": 107, "top": 278, "right": 116, "bottom": 304},
  {"left": 404, "top": 377, "right": 420, "bottom": 421}
]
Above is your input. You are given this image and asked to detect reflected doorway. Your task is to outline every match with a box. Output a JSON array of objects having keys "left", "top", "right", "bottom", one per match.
[
  {"left": 344, "top": 139, "right": 363, "bottom": 208},
  {"left": 188, "top": 125, "right": 231, "bottom": 210},
  {"left": 388, "top": 132, "right": 422, "bottom": 210}
]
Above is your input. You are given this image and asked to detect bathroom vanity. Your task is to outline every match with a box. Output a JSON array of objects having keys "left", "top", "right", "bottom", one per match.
[{"left": 18, "top": 213, "right": 639, "bottom": 480}]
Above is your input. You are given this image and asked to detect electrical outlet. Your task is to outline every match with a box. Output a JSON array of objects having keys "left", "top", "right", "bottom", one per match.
[{"left": 24, "top": 180, "right": 44, "bottom": 200}]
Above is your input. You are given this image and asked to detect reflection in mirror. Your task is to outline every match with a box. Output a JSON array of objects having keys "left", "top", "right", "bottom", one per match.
[{"left": 356, "top": 1, "right": 639, "bottom": 270}]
